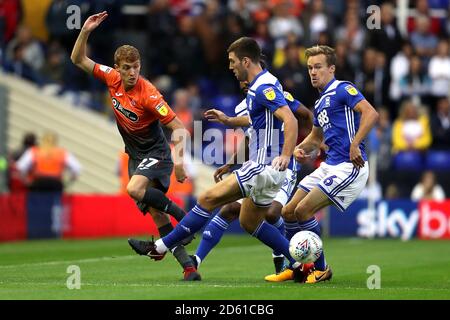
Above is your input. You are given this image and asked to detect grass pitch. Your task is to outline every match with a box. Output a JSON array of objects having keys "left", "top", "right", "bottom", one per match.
[{"left": 0, "top": 235, "right": 449, "bottom": 300}]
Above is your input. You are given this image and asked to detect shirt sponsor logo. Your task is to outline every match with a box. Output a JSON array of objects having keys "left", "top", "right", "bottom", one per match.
[
  {"left": 112, "top": 98, "right": 138, "bottom": 122},
  {"left": 263, "top": 87, "right": 276, "bottom": 101},
  {"left": 345, "top": 85, "right": 358, "bottom": 96},
  {"left": 156, "top": 102, "right": 169, "bottom": 116}
]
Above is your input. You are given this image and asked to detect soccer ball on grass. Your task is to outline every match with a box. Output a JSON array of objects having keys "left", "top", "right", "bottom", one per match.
[{"left": 289, "top": 231, "right": 323, "bottom": 263}]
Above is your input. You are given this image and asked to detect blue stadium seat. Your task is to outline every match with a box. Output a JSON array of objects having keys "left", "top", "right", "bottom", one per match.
[
  {"left": 425, "top": 150, "right": 450, "bottom": 170},
  {"left": 211, "top": 95, "right": 240, "bottom": 115},
  {"left": 393, "top": 151, "right": 424, "bottom": 171}
]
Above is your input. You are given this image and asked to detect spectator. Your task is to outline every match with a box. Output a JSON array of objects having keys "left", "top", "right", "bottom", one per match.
[
  {"left": 366, "top": 2, "right": 403, "bottom": 62},
  {"left": 411, "top": 170, "right": 446, "bottom": 201},
  {"left": 389, "top": 41, "right": 414, "bottom": 105},
  {"left": 392, "top": 100, "right": 432, "bottom": 154},
  {"left": 268, "top": 0, "right": 303, "bottom": 48},
  {"left": 8, "top": 132, "right": 37, "bottom": 192},
  {"left": 374, "top": 107, "right": 393, "bottom": 171},
  {"left": 431, "top": 97, "right": 450, "bottom": 149},
  {"left": 171, "top": 89, "right": 194, "bottom": 136},
  {"left": 273, "top": 42, "right": 309, "bottom": 103},
  {"left": 399, "top": 55, "right": 431, "bottom": 106},
  {"left": 302, "top": 0, "right": 330, "bottom": 46},
  {"left": 407, "top": 0, "right": 442, "bottom": 36},
  {"left": 16, "top": 131, "right": 81, "bottom": 192},
  {"left": 335, "top": 11, "right": 365, "bottom": 67},
  {"left": 428, "top": 39, "right": 450, "bottom": 100},
  {"left": 334, "top": 41, "right": 355, "bottom": 82},
  {"left": 6, "top": 24, "right": 45, "bottom": 72},
  {"left": 410, "top": 15, "right": 438, "bottom": 63},
  {"left": 39, "top": 41, "right": 68, "bottom": 87}
]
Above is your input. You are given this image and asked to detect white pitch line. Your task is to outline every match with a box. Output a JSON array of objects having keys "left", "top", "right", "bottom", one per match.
[
  {"left": 0, "top": 255, "right": 138, "bottom": 269},
  {"left": 0, "top": 281, "right": 449, "bottom": 292}
]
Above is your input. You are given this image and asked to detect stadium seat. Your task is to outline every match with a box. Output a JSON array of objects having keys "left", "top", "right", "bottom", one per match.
[
  {"left": 393, "top": 151, "right": 424, "bottom": 171},
  {"left": 425, "top": 150, "right": 450, "bottom": 170},
  {"left": 211, "top": 95, "right": 241, "bottom": 115}
]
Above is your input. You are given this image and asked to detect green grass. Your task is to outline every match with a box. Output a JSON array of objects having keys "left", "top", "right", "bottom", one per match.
[{"left": 0, "top": 236, "right": 449, "bottom": 300}]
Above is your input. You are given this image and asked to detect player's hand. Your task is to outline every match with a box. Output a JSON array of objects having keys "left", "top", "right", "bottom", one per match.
[
  {"left": 204, "top": 109, "right": 229, "bottom": 124},
  {"left": 82, "top": 11, "right": 108, "bottom": 33},
  {"left": 350, "top": 143, "right": 365, "bottom": 169},
  {"left": 213, "top": 164, "right": 232, "bottom": 183},
  {"left": 272, "top": 155, "right": 290, "bottom": 171},
  {"left": 174, "top": 164, "right": 187, "bottom": 183},
  {"left": 293, "top": 147, "right": 312, "bottom": 164}
]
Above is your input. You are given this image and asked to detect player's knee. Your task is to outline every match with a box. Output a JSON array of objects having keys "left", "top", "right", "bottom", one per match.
[
  {"left": 294, "top": 203, "right": 312, "bottom": 222},
  {"left": 281, "top": 205, "right": 295, "bottom": 221},
  {"left": 219, "top": 203, "right": 240, "bottom": 222},
  {"left": 197, "top": 190, "right": 218, "bottom": 212},
  {"left": 126, "top": 182, "right": 143, "bottom": 200},
  {"left": 265, "top": 206, "right": 281, "bottom": 224}
]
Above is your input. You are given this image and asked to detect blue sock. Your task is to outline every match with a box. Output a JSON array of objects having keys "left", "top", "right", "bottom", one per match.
[
  {"left": 253, "top": 221, "right": 296, "bottom": 266},
  {"left": 270, "top": 217, "right": 285, "bottom": 256},
  {"left": 195, "top": 214, "right": 229, "bottom": 262},
  {"left": 162, "top": 204, "right": 210, "bottom": 249},
  {"left": 284, "top": 220, "right": 301, "bottom": 241},
  {"left": 299, "top": 217, "right": 326, "bottom": 271}
]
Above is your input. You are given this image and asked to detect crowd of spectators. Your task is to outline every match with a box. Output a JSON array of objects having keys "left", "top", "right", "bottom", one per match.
[{"left": 1, "top": 0, "right": 450, "bottom": 198}]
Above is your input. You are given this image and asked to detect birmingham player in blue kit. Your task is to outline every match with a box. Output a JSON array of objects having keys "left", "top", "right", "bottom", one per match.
[
  {"left": 266, "top": 45, "right": 379, "bottom": 283},
  {"left": 193, "top": 84, "right": 313, "bottom": 274},
  {"left": 128, "top": 37, "right": 305, "bottom": 280}
]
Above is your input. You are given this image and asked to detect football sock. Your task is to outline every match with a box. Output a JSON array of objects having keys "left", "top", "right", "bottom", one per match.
[
  {"left": 270, "top": 217, "right": 285, "bottom": 256},
  {"left": 157, "top": 223, "right": 193, "bottom": 268},
  {"left": 157, "top": 204, "right": 210, "bottom": 252},
  {"left": 195, "top": 214, "right": 229, "bottom": 262},
  {"left": 284, "top": 220, "right": 301, "bottom": 241},
  {"left": 252, "top": 221, "right": 297, "bottom": 266},
  {"left": 142, "top": 187, "right": 185, "bottom": 221},
  {"left": 299, "top": 217, "right": 326, "bottom": 271},
  {"left": 171, "top": 245, "right": 195, "bottom": 268}
]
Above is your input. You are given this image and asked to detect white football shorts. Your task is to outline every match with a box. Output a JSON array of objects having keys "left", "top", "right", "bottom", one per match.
[
  {"left": 298, "top": 161, "right": 369, "bottom": 212},
  {"left": 234, "top": 160, "right": 286, "bottom": 207}
]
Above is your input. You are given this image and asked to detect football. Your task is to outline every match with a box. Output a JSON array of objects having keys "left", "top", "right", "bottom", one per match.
[{"left": 289, "top": 231, "right": 323, "bottom": 263}]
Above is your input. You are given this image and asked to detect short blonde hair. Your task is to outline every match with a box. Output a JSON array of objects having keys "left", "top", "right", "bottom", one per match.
[
  {"left": 114, "top": 45, "right": 140, "bottom": 66},
  {"left": 305, "top": 45, "right": 336, "bottom": 67}
]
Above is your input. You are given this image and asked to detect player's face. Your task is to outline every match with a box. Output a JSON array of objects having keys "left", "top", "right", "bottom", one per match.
[
  {"left": 307, "top": 54, "right": 335, "bottom": 91},
  {"left": 116, "top": 59, "right": 141, "bottom": 89},
  {"left": 229, "top": 52, "right": 248, "bottom": 82}
]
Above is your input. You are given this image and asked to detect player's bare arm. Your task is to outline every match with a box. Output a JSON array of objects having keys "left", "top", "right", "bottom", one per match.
[
  {"left": 350, "top": 99, "right": 379, "bottom": 169},
  {"left": 204, "top": 109, "right": 250, "bottom": 127},
  {"left": 294, "top": 126, "right": 323, "bottom": 163},
  {"left": 295, "top": 105, "right": 314, "bottom": 132},
  {"left": 165, "top": 117, "right": 189, "bottom": 182},
  {"left": 70, "top": 11, "right": 108, "bottom": 73},
  {"left": 272, "top": 106, "right": 298, "bottom": 171}
]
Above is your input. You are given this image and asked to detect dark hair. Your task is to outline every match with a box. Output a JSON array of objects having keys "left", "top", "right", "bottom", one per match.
[{"left": 227, "top": 37, "right": 261, "bottom": 63}]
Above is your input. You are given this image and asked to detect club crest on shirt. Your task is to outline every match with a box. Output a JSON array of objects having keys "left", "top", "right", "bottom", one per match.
[
  {"left": 263, "top": 87, "right": 276, "bottom": 101},
  {"left": 156, "top": 102, "right": 169, "bottom": 116},
  {"left": 345, "top": 85, "right": 358, "bottom": 96}
]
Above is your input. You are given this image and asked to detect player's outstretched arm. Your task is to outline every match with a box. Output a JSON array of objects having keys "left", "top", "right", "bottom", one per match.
[
  {"left": 351, "top": 99, "right": 379, "bottom": 168},
  {"left": 294, "top": 126, "right": 323, "bottom": 163},
  {"left": 165, "top": 116, "right": 189, "bottom": 182},
  {"left": 204, "top": 109, "right": 250, "bottom": 127},
  {"left": 273, "top": 106, "right": 298, "bottom": 171},
  {"left": 71, "top": 11, "right": 108, "bottom": 74}
]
